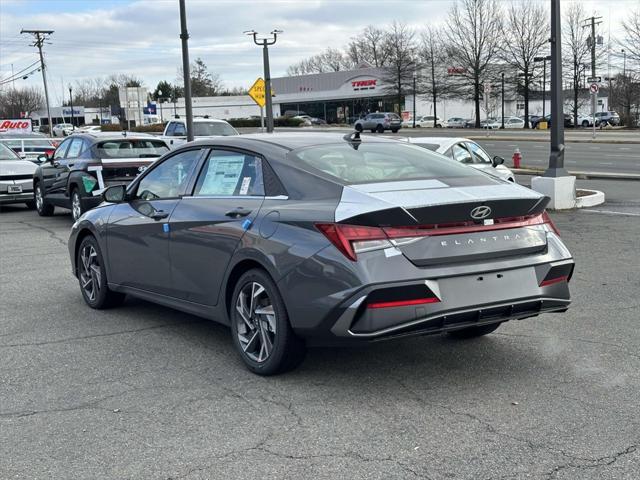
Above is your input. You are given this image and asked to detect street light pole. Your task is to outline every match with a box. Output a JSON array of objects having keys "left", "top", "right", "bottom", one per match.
[
  {"left": 412, "top": 71, "right": 416, "bottom": 128},
  {"left": 69, "top": 85, "right": 75, "bottom": 130},
  {"left": 178, "top": 0, "right": 194, "bottom": 141},
  {"left": 534, "top": 55, "right": 552, "bottom": 119},
  {"left": 500, "top": 72, "right": 505, "bottom": 129},
  {"left": 622, "top": 49, "right": 626, "bottom": 76},
  {"left": 246, "top": 30, "right": 281, "bottom": 133},
  {"left": 544, "top": 0, "right": 568, "bottom": 178}
]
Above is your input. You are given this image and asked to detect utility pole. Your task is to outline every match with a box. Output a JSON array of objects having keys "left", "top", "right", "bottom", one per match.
[
  {"left": 500, "top": 72, "right": 505, "bottom": 129},
  {"left": 21, "top": 29, "right": 53, "bottom": 136},
  {"left": 621, "top": 49, "right": 626, "bottom": 76},
  {"left": 178, "top": 0, "right": 194, "bottom": 141},
  {"left": 431, "top": 58, "right": 437, "bottom": 128},
  {"left": 245, "top": 30, "right": 281, "bottom": 133},
  {"left": 583, "top": 16, "right": 602, "bottom": 139},
  {"left": 544, "top": 0, "right": 568, "bottom": 178}
]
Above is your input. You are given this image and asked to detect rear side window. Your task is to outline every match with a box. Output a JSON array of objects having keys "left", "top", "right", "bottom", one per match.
[
  {"left": 193, "top": 122, "right": 238, "bottom": 137},
  {"left": 65, "top": 138, "right": 85, "bottom": 158},
  {"left": 173, "top": 123, "right": 187, "bottom": 136},
  {"left": 97, "top": 140, "right": 169, "bottom": 158},
  {"left": 194, "top": 150, "right": 264, "bottom": 196},
  {"left": 291, "top": 143, "right": 480, "bottom": 185}
]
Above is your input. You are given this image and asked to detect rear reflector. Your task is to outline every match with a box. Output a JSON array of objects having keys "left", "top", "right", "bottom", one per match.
[
  {"left": 367, "top": 297, "right": 440, "bottom": 309},
  {"left": 539, "top": 275, "right": 568, "bottom": 287}
]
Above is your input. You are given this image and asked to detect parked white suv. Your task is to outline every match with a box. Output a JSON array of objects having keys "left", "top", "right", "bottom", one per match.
[{"left": 162, "top": 117, "right": 239, "bottom": 148}]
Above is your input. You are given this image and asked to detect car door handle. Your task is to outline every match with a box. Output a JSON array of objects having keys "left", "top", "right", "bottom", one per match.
[
  {"left": 225, "top": 208, "right": 252, "bottom": 218},
  {"left": 150, "top": 210, "right": 169, "bottom": 220}
]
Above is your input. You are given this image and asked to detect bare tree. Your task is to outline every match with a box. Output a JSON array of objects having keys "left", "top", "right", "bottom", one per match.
[
  {"left": 562, "top": 2, "right": 592, "bottom": 126},
  {"left": 619, "top": 5, "right": 640, "bottom": 68},
  {"left": 418, "top": 27, "right": 451, "bottom": 126},
  {"left": 500, "top": 1, "right": 549, "bottom": 128},
  {"left": 443, "top": 0, "right": 503, "bottom": 127},
  {"left": 286, "top": 48, "right": 352, "bottom": 75},
  {"left": 346, "top": 25, "right": 391, "bottom": 67},
  {"left": 381, "top": 22, "right": 418, "bottom": 114},
  {"left": 0, "top": 86, "right": 43, "bottom": 118}
]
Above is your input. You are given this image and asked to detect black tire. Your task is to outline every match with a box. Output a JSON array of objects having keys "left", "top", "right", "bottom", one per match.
[
  {"left": 70, "top": 188, "right": 85, "bottom": 222},
  {"left": 370, "top": 128, "right": 377, "bottom": 133},
  {"left": 355, "top": 124, "right": 363, "bottom": 132},
  {"left": 25, "top": 200, "right": 36, "bottom": 210},
  {"left": 436, "top": 124, "right": 443, "bottom": 128},
  {"left": 34, "top": 182, "right": 54, "bottom": 216},
  {"left": 376, "top": 124, "right": 384, "bottom": 133},
  {"left": 230, "top": 268, "right": 306, "bottom": 375},
  {"left": 76, "top": 235, "right": 125, "bottom": 309},
  {"left": 448, "top": 322, "right": 501, "bottom": 339},
  {"left": 391, "top": 129, "right": 399, "bottom": 133},
  {"left": 582, "top": 120, "right": 589, "bottom": 128}
]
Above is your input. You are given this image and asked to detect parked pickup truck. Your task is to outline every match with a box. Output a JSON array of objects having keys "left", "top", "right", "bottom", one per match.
[{"left": 161, "top": 117, "right": 239, "bottom": 148}]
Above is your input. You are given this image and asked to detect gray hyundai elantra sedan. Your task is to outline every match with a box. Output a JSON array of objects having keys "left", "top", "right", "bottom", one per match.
[{"left": 68, "top": 132, "right": 574, "bottom": 375}]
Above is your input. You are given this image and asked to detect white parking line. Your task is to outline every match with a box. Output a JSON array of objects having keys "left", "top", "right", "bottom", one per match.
[
  {"left": 598, "top": 162, "right": 614, "bottom": 165},
  {"left": 619, "top": 147, "right": 630, "bottom": 150},
  {"left": 567, "top": 160, "right": 577, "bottom": 164},
  {"left": 582, "top": 209, "right": 640, "bottom": 217}
]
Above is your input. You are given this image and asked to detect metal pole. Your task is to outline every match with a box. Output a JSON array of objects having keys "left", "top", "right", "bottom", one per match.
[
  {"left": 542, "top": 59, "right": 547, "bottom": 118},
  {"left": 260, "top": 106, "right": 264, "bottom": 133},
  {"left": 501, "top": 72, "right": 505, "bottom": 129},
  {"left": 69, "top": 86, "right": 75, "bottom": 130},
  {"left": 591, "top": 17, "right": 597, "bottom": 139},
  {"left": 544, "top": 0, "right": 568, "bottom": 178},
  {"left": 179, "top": 0, "right": 194, "bottom": 141},
  {"left": 263, "top": 41, "right": 274, "bottom": 133},
  {"left": 412, "top": 73, "right": 416, "bottom": 128}
]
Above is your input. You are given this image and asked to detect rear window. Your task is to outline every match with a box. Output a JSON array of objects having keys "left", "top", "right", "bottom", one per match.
[
  {"left": 413, "top": 143, "right": 440, "bottom": 151},
  {"left": 291, "top": 143, "right": 481, "bottom": 184},
  {"left": 97, "top": 139, "right": 169, "bottom": 159},
  {"left": 193, "top": 121, "right": 238, "bottom": 137}
]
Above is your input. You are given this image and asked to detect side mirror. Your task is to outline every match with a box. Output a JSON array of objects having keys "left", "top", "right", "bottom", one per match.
[
  {"left": 492, "top": 156, "right": 505, "bottom": 167},
  {"left": 103, "top": 184, "right": 127, "bottom": 203},
  {"left": 36, "top": 154, "right": 49, "bottom": 164}
]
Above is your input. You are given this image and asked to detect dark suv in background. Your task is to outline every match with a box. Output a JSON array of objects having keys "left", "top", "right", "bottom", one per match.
[
  {"left": 33, "top": 132, "right": 169, "bottom": 221},
  {"left": 354, "top": 113, "right": 402, "bottom": 133}
]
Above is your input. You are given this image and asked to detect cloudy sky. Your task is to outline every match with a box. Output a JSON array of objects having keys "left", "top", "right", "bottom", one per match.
[{"left": 0, "top": 0, "right": 634, "bottom": 104}]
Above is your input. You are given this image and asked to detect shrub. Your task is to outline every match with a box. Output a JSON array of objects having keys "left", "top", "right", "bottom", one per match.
[
  {"left": 101, "top": 123, "right": 123, "bottom": 131},
  {"left": 132, "top": 123, "right": 167, "bottom": 133},
  {"left": 227, "top": 117, "right": 305, "bottom": 128}
]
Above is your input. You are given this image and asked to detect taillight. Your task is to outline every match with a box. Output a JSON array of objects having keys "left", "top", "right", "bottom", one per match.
[
  {"left": 44, "top": 149, "right": 55, "bottom": 156},
  {"left": 315, "top": 224, "right": 388, "bottom": 261},
  {"left": 317, "top": 212, "right": 559, "bottom": 261},
  {"left": 542, "top": 211, "right": 560, "bottom": 235}
]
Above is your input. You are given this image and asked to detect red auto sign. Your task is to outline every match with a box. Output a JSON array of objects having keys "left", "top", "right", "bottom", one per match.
[{"left": 0, "top": 119, "right": 32, "bottom": 134}]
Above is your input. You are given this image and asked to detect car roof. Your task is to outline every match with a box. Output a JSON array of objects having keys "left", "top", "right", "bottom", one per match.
[
  {"left": 66, "top": 132, "right": 161, "bottom": 141},
  {"left": 167, "top": 117, "right": 230, "bottom": 124},
  {"left": 182, "top": 131, "right": 406, "bottom": 151}
]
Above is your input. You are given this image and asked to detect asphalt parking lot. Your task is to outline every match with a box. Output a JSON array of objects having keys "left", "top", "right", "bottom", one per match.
[{"left": 1, "top": 189, "right": 639, "bottom": 479}]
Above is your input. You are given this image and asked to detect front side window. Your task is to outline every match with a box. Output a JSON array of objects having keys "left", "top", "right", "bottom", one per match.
[
  {"left": 135, "top": 149, "right": 201, "bottom": 200},
  {"left": 0, "top": 142, "right": 19, "bottom": 160},
  {"left": 465, "top": 142, "right": 492, "bottom": 164},
  {"left": 54, "top": 139, "right": 72, "bottom": 159},
  {"left": 194, "top": 150, "right": 264, "bottom": 196},
  {"left": 450, "top": 143, "right": 473, "bottom": 164},
  {"left": 173, "top": 123, "right": 187, "bottom": 136},
  {"left": 292, "top": 142, "right": 480, "bottom": 184},
  {"left": 65, "top": 138, "right": 85, "bottom": 158}
]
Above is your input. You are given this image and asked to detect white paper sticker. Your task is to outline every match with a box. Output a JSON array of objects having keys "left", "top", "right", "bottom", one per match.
[
  {"left": 239, "top": 176, "right": 251, "bottom": 195},
  {"left": 384, "top": 247, "right": 402, "bottom": 258}
]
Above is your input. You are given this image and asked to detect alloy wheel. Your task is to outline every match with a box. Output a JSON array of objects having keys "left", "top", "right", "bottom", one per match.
[
  {"left": 35, "top": 186, "right": 43, "bottom": 211},
  {"left": 72, "top": 192, "right": 81, "bottom": 221},
  {"left": 235, "top": 281, "right": 276, "bottom": 363},
  {"left": 79, "top": 244, "right": 101, "bottom": 302}
]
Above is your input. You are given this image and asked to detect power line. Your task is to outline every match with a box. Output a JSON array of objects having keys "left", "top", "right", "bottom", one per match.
[{"left": 0, "top": 60, "right": 41, "bottom": 84}]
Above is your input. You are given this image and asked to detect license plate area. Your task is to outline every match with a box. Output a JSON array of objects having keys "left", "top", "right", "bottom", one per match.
[{"left": 8, "top": 185, "right": 22, "bottom": 193}]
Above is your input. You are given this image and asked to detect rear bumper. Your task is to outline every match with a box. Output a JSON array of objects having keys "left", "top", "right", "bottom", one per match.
[{"left": 0, "top": 191, "right": 33, "bottom": 204}]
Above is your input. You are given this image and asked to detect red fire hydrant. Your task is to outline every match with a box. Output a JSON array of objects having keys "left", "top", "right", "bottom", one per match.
[{"left": 512, "top": 148, "right": 522, "bottom": 168}]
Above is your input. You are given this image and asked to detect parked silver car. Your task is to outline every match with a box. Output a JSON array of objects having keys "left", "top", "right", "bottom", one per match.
[
  {"left": 0, "top": 142, "right": 37, "bottom": 208},
  {"left": 354, "top": 113, "right": 402, "bottom": 133}
]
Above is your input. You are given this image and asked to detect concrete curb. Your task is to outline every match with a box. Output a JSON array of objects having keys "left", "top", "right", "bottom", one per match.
[
  {"left": 576, "top": 189, "right": 606, "bottom": 208},
  {"left": 467, "top": 135, "right": 640, "bottom": 145},
  {"left": 513, "top": 167, "right": 640, "bottom": 181}
]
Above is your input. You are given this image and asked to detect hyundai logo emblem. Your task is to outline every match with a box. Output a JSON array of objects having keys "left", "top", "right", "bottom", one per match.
[
  {"left": 138, "top": 165, "right": 147, "bottom": 173},
  {"left": 470, "top": 205, "right": 492, "bottom": 220}
]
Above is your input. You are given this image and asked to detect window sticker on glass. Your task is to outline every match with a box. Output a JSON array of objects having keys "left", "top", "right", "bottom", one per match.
[
  {"left": 199, "top": 155, "right": 245, "bottom": 195},
  {"left": 239, "top": 176, "right": 251, "bottom": 195}
]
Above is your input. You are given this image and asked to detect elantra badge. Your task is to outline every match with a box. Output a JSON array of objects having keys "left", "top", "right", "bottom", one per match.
[{"left": 470, "top": 205, "right": 492, "bottom": 220}]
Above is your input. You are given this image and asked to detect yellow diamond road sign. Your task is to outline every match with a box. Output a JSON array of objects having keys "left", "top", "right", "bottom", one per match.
[{"left": 248, "top": 77, "right": 266, "bottom": 108}]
